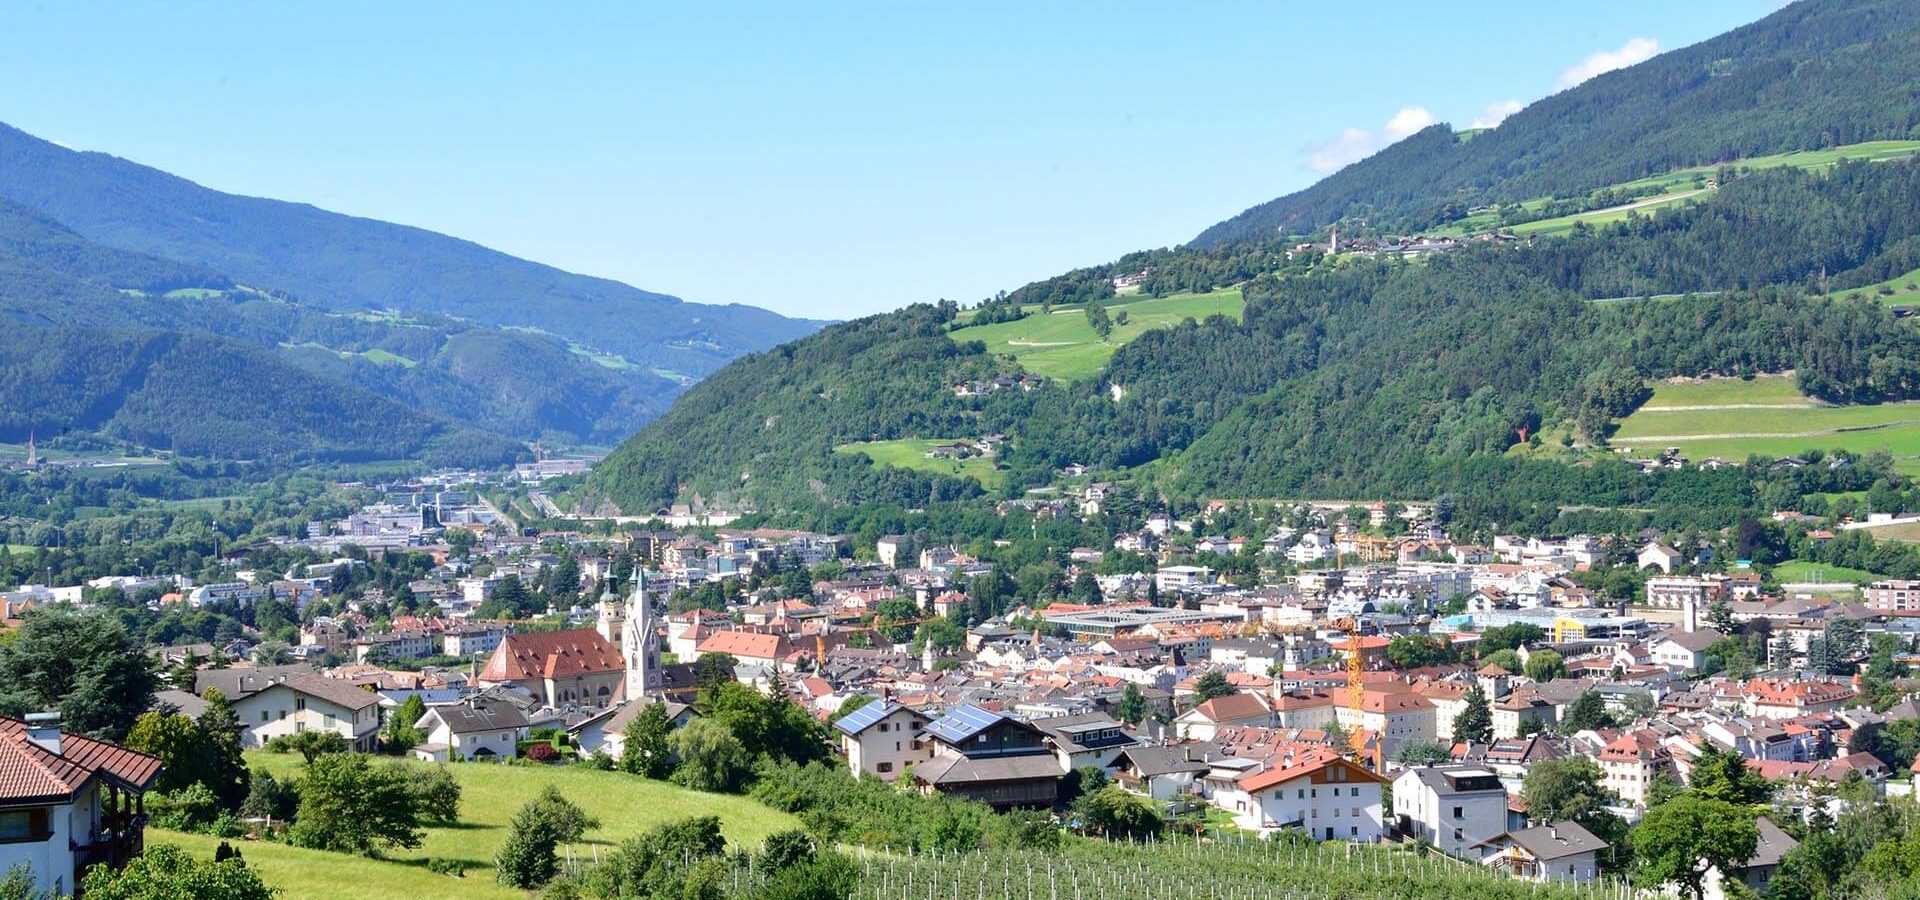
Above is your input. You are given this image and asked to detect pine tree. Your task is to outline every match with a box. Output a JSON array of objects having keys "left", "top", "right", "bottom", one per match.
[
  {"left": 1116, "top": 683, "right": 1147, "bottom": 726},
  {"left": 1454, "top": 684, "right": 1493, "bottom": 744}
]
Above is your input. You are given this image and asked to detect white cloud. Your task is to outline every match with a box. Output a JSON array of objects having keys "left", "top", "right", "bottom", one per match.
[
  {"left": 1469, "top": 100, "right": 1524, "bottom": 129},
  {"left": 1557, "top": 37, "right": 1661, "bottom": 90},
  {"left": 1308, "top": 105, "right": 1437, "bottom": 175}
]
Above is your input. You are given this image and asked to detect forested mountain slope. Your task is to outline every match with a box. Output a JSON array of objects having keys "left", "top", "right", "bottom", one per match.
[
  {"left": 0, "top": 122, "right": 822, "bottom": 381},
  {"left": 0, "top": 198, "right": 650, "bottom": 461},
  {"left": 590, "top": 158, "right": 1920, "bottom": 517},
  {"left": 1193, "top": 0, "right": 1920, "bottom": 246}
]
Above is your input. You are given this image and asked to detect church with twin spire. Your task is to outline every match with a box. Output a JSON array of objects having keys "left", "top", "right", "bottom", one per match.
[{"left": 597, "top": 572, "right": 661, "bottom": 701}]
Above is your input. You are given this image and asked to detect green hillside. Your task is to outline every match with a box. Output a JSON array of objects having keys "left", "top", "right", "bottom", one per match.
[
  {"left": 0, "top": 195, "right": 686, "bottom": 454},
  {"left": 0, "top": 123, "right": 821, "bottom": 379},
  {"left": 156, "top": 753, "right": 797, "bottom": 900},
  {"left": 1194, "top": 0, "right": 1920, "bottom": 245},
  {"left": 838, "top": 438, "right": 1007, "bottom": 489},
  {"left": 591, "top": 155, "right": 1920, "bottom": 516},
  {"left": 949, "top": 288, "right": 1244, "bottom": 380}
]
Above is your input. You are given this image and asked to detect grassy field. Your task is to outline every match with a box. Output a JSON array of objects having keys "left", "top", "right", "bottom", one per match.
[
  {"left": 1860, "top": 521, "right": 1920, "bottom": 543},
  {"left": 1435, "top": 139, "right": 1920, "bottom": 238},
  {"left": 1771, "top": 559, "right": 1879, "bottom": 585},
  {"left": 282, "top": 341, "right": 419, "bottom": 368},
  {"left": 1511, "top": 188, "right": 1708, "bottom": 237},
  {"left": 1833, "top": 265, "right": 1920, "bottom": 307},
  {"left": 153, "top": 753, "right": 798, "bottom": 900},
  {"left": 1612, "top": 376, "right": 1920, "bottom": 474},
  {"left": 838, "top": 438, "right": 1005, "bottom": 489},
  {"left": 950, "top": 288, "right": 1244, "bottom": 381}
]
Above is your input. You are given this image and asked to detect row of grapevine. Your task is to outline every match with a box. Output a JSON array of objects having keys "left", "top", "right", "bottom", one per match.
[{"left": 850, "top": 832, "right": 1636, "bottom": 900}]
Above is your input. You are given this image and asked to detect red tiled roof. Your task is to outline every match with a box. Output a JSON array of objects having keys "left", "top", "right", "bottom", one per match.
[
  {"left": 0, "top": 717, "right": 162, "bottom": 801},
  {"left": 696, "top": 630, "right": 792, "bottom": 661},
  {"left": 1238, "top": 748, "right": 1383, "bottom": 793},
  {"left": 482, "top": 629, "right": 624, "bottom": 681}
]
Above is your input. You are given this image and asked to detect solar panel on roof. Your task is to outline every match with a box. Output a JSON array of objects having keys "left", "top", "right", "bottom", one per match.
[
  {"left": 926, "top": 704, "right": 1005, "bottom": 743},
  {"left": 832, "top": 699, "right": 894, "bottom": 736}
]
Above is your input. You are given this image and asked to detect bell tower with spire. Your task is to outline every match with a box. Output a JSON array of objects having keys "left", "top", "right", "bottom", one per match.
[{"left": 622, "top": 572, "right": 661, "bottom": 699}]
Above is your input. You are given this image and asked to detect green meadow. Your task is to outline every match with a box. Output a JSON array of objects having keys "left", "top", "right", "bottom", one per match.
[
  {"left": 1612, "top": 376, "right": 1920, "bottom": 474},
  {"left": 838, "top": 437, "right": 1006, "bottom": 489},
  {"left": 950, "top": 287, "right": 1244, "bottom": 381},
  {"left": 155, "top": 752, "right": 798, "bottom": 900}
]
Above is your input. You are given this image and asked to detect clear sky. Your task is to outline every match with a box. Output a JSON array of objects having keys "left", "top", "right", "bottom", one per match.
[{"left": 2, "top": 1, "right": 1783, "bottom": 320}]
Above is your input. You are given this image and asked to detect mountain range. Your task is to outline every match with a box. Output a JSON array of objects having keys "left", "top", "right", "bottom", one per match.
[
  {"left": 0, "top": 124, "right": 823, "bottom": 463},
  {"left": 585, "top": 0, "right": 1920, "bottom": 521}
]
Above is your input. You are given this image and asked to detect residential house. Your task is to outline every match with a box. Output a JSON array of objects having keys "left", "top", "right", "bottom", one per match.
[
  {"left": 230, "top": 674, "right": 383, "bottom": 751},
  {"left": 1476, "top": 821, "right": 1605, "bottom": 883},
  {"left": 412, "top": 698, "right": 530, "bottom": 762},
  {"left": 1391, "top": 766, "right": 1508, "bottom": 859},
  {"left": 0, "top": 716, "right": 163, "bottom": 898},
  {"left": 1213, "top": 748, "right": 1384, "bottom": 840},
  {"left": 909, "top": 706, "right": 1063, "bottom": 809},
  {"left": 569, "top": 700, "right": 698, "bottom": 760},
  {"left": 1175, "top": 693, "right": 1274, "bottom": 741},
  {"left": 1111, "top": 745, "right": 1214, "bottom": 802},
  {"left": 834, "top": 701, "right": 934, "bottom": 781}
]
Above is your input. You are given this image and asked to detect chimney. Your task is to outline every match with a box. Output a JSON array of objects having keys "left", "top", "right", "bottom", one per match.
[{"left": 24, "top": 712, "right": 61, "bottom": 755}]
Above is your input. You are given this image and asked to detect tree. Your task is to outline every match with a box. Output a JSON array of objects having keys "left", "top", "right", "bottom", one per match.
[
  {"left": 1480, "top": 648, "right": 1523, "bottom": 674},
  {"left": 1192, "top": 671, "right": 1235, "bottom": 703},
  {"left": 1560, "top": 690, "right": 1613, "bottom": 733},
  {"left": 382, "top": 694, "right": 426, "bottom": 754},
  {"left": 495, "top": 799, "right": 563, "bottom": 889},
  {"left": 195, "top": 689, "right": 250, "bottom": 809},
  {"left": 125, "top": 712, "right": 214, "bottom": 796},
  {"left": 1523, "top": 756, "right": 1632, "bottom": 871},
  {"left": 1633, "top": 796, "right": 1759, "bottom": 900},
  {"left": 411, "top": 764, "right": 463, "bottom": 825},
  {"left": 267, "top": 730, "right": 349, "bottom": 763},
  {"left": 1478, "top": 623, "right": 1546, "bottom": 655},
  {"left": 238, "top": 769, "right": 298, "bottom": 823},
  {"left": 1396, "top": 740, "right": 1453, "bottom": 766},
  {"left": 1687, "top": 746, "right": 1772, "bottom": 807},
  {"left": 1453, "top": 684, "right": 1493, "bottom": 744},
  {"left": 1085, "top": 302, "right": 1113, "bottom": 340},
  {"left": 524, "top": 785, "right": 599, "bottom": 843},
  {"left": 0, "top": 864, "right": 45, "bottom": 900},
  {"left": 0, "top": 607, "right": 157, "bottom": 739},
  {"left": 1385, "top": 634, "right": 1458, "bottom": 669},
  {"left": 1705, "top": 599, "right": 1736, "bottom": 634},
  {"left": 287, "top": 754, "right": 424, "bottom": 855},
  {"left": 622, "top": 702, "right": 677, "bottom": 779},
  {"left": 1076, "top": 785, "right": 1161, "bottom": 838},
  {"left": 80, "top": 844, "right": 273, "bottom": 900},
  {"left": 668, "top": 719, "right": 751, "bottom": 793},
  {"left": 1524, "top": 649, "right": 1566, "bottom": 682},
  {"left": 1115, "top": 683, "right": 1147, "bottom": 726}
]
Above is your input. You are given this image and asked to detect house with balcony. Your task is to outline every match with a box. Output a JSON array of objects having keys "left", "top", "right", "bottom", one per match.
[
  {"left": 229, "top": 673, "right": 383, "bottom": 751},
  {"left": 0, "top": 715, "right": 163, "bottom": 897}
]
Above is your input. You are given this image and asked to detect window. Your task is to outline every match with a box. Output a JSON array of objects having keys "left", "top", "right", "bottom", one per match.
[
  {"left": 260, "top": 711, "right": 268, "bottom": 723},
  {"left": 877, "top": 762, "right": 893, "bottom": 773},
  {"left": 1452, "top": 805, "right": 1463, "bottom": 819},
  {"left": 0, "top": 810, "right": 50, "bottom": 842},
  {"left": 325, "top": 713, "right": 337, "bottom": 728},
  {"left": 295, "top": 698, "right": 306, "bottom": 712},
  {"left": 878, "top": 723, "right": 889, "bottom": 733}
]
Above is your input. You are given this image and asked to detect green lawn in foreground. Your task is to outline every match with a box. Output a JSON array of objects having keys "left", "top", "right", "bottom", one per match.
[
  {"left": 168, "top": 752, "right": 799, "bottom": 900},
  {"left": 950, "top": 287, "right": 1244, "bottom": 381},
  {"left": 1770, "top": 559, "right": 1879, "bottom": 585},
  {"left": 838, "top": 438, "right": 1006, "bottom": 489}
]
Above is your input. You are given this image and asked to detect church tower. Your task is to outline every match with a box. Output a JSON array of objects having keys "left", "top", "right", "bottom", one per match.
[
  {"left": 595, "top": 583, "right": 623, "bottom": 644},
  {"left": 622, "top": 572, "right": 662, "bottom": 699}
]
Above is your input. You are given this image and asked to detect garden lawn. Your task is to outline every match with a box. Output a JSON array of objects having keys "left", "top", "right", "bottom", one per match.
[{"left": 179, "top": 752, "right": 800, "bottom": 900}]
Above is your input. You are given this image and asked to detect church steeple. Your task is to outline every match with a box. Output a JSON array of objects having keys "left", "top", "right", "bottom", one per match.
[{"left": 622, "top": 571, "right": 661, "bottom": 700}]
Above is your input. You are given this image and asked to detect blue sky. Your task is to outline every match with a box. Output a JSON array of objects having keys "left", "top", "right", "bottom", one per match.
[{"left": 2, "top": 1, "right": 1783, "bottom": 320}]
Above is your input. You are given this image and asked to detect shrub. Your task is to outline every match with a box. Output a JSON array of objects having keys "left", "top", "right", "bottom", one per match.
[
  {"left": 426, "top": 857, "right": 468, "bottom": 878},
  {"left": 525, "top": 743, "right": 559, "bottom": 762}
]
